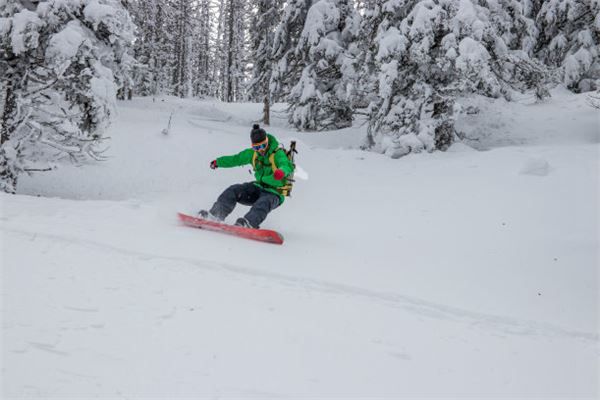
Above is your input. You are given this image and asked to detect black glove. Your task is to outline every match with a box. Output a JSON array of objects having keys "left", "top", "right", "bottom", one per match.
[{"left": 210, "top": 160, "right": 218, "bottom": 169}]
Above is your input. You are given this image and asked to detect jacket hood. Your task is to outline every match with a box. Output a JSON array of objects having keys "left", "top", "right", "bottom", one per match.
[{"left": 264, "top": 134, "right": 279, "bottom": 155}]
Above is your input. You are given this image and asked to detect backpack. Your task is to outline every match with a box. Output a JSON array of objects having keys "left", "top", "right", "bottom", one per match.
[{"left": 252, "top": 141, "right": 297, "bottom": 197}]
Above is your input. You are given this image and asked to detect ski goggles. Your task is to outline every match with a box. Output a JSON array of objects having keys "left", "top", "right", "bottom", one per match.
[{"left": 252, "top": 139, "right": 268, "bottom": 151}]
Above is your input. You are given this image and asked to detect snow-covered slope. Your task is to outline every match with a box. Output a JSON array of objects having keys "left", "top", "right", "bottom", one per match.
[{"left": 2, "top": 90, "right": 599, "bottom": 398}]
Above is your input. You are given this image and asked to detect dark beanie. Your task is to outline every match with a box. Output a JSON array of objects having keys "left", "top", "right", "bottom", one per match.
[{"left": 250, "top": 124, "right": 267, "bottom": 143}]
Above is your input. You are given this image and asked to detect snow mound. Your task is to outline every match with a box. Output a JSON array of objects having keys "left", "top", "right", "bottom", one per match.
[
  {"left": 455, "top": 89, "right": 599, "bottom": 149},
  {"left": 519, "top": 157, "right": 550, "bottom": 176},
  {"left": 446, "top": 142, "right": 476, "bottom": 152}
]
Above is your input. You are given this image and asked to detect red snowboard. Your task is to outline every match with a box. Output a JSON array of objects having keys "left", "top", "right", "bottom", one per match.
[{"left": 177, "top": 213, "right": 284, "bottom": 245}]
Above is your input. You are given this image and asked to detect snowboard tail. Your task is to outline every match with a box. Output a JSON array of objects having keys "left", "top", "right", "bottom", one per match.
[{"left": 177, "top": 213, "right": 284, "bottom": 245}]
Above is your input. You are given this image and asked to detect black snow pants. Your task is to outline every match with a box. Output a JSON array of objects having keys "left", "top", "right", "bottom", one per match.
[{"left": 210, "top": 182, "right": 281, "bottom": 228}]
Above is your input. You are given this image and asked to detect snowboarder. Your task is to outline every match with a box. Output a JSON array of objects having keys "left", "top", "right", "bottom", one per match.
[{"left": 198, "top": 124, "right": 294, "bottom": 229}]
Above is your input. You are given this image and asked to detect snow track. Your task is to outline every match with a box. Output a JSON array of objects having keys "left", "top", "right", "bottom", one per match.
[
  {"left": 4, "top": 226, "right": 598, "bottom": 344},
  {"left": 3, "top": 226, "right": 598, "bottom": 397},
  {"left": 3, "top": 226, "right": 598, "bottom": 344}
]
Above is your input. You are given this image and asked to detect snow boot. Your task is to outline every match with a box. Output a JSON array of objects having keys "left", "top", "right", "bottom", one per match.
[
  {"left": 234, "top": 217, "right": 253, "bottom": 228},
  {"left": 198, "top": 210, "right": 221, "bottom": 222}
]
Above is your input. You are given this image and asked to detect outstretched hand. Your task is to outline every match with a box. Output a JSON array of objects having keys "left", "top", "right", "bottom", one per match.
[{"left": 210, "top": 160, "right": 218, "bottom": 169}]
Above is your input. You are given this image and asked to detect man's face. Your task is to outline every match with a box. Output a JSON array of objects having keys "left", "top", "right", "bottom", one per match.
[{"left": 252, "top": 138, "right": 268, "bottom": 156}]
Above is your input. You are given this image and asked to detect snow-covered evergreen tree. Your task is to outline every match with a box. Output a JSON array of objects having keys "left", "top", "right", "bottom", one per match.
[
  {"left": 366, "top": 0, "right": 548, "bottom": 158},
  {"left": 588, "top": 89, "right": 600, "bottom": 108},
  {"left": 192, "top": 0, "right": 214, "bottom": 97},
  {"left": 492, "top": 0, "right": 539, "bottom": 53},
  {"left": 270, "top": 0, "right": 314, "bottom": 103},
  {"left": 216, "top": 0, "right": 248, "bottom": 102},
  {"left": 535, "top": 0, "right": 600, "bottom": 92},
  {"left": 129, "top": 0, "right": 176, "bottom": 96},
  {"left": 130, "top": 0, "right": 218, "bottom": 99},
  {"left": 247, "top": 0, "right": 283, "bottom": 123},
  {"left": 486, "top": 0, "right": 550, "bottom": 100},
  {"left": 0, "top": 0, "right": 135, "bottom": 193},
  {"left": 354, "top": 0, "right": 386, "bottom": 109},
  {"left": 129, "top": 0, "right": 155, "bottom": 96},
  {"left": 288, "top": 0, "right": 359, "bottom": 130},
  {"left": 170, "top": 0, "right": 195, "bottom": 98}
]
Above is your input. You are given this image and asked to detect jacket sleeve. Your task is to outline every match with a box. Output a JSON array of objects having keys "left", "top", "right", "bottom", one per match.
[
  {"left": 216, "top": 149, "right": 254, "bottom": 168},
  {"left": 274, "top": 149, "right": 294, "bottom": 175},
  {"left": 261, "top": 149, "right": 294, "bottom": 187}
]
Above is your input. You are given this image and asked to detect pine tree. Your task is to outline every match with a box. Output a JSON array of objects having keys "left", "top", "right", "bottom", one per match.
[
  {"left": 492, "top": 0, "right": 539, "bottom": 53},
  {"left": 192, "top": 0, "right": 214, "bottom": 97},
  {"left": 588, "top": 88, "right": 600, "bottom": 108},
  {"left": 171, "top": 0, "right": 195, "bottom": 98},
  {"left": 216, "top": 0, "right": 248, "bottom": 102},
  {"left": 129, "top": 0, "right": 176, "bottom": 96},
  {"left": 0, "top": 0, "right": 135, "bottom": 193},
  {"left": 153, "top": 1, "right": 176, "bottom": 95},
  {"left": 129, "top": 0, "right": 155, "bottom": 96},
  {"left": 288, "top": 0, "right": 358, "bottom": 130},
  {"left": 270, "top": 0, "right": 314, "bottom": 103},
  {"left": 535, "top": 0, "right": 600, "bottom": 92},
  {"left": 354, "top": 0, "right": 386, "bottom": 110},
  {"left": 489, "top": 0, "right": 551, "bottom": 101},
  {"left": 248, "top": 0, "right": 283, "bottom": 123},
  {"left": 0, "top": 0, "right": 25, "bottom": 192},
  {"left": 366, "top": 0, "right": 548, "bottom": 158}
]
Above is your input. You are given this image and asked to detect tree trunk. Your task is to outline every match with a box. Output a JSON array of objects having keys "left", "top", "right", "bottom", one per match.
[
  {"left": 1, "top": 82, "right": 15, "bottom": 146},
  {"left": 0, "top": 147, "right": 18, "bottom": 194},
  {"left": 0, "top": 82, "right": 18, "bottom": 193},
  {"left": 263, "top": 96, "right": 270, "bottom": 125},
  {"left": 432, "top": 99, "right": 454, "bottom": 151},
  {"left": 226, "top": 0, "right": 235, "bottom": 102}
]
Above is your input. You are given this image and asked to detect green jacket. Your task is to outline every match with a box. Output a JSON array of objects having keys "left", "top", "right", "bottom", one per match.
[{"left": 215, "top": 134, "right": 294, "bottom": 203}]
